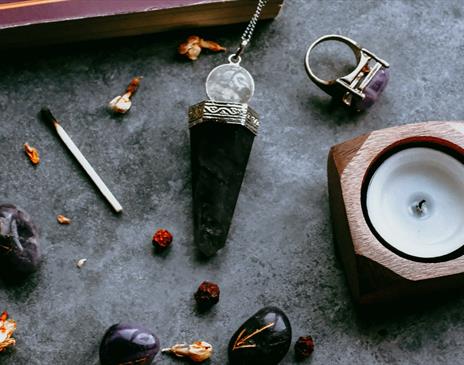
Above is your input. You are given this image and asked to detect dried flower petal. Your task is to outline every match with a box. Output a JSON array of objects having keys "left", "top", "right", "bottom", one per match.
[
  {"left": 194, "top": 281, "right": 220, "bottom": 309},
  {"left": 24, "top": 143, "right": 40, "bottom": 165},
  {"left": 295, "top": 335, "right": 314, "bottom": 358},
  {"left": 152, "top": 229, "right": 173, "bottom": 250},
  {"left": 162, "top": 341, "right": 212, "bottom": 363},
  {"left": 57, "top": 214, "right": 71, "bottom": 225},
  {"left": 187, "top": 44, "right": 202, "bottom": 61},
  {"left": 198, "top": 38, "right": 226, "bottom": 52},
  {"left": 178, "top": 35, "right": 200, "bottom": 55},
  {"left": 126, "top": 76, "right": 142, "bottom": 95},
  {"left": 76, "top": 258, "right": 87, "bottom": 268},
  {"left": 108, "top": 77, "right": 142, "bottom": 114},
  {"left": 178, "top": 35, "right": 226, "bottom": 61},
  {"left": 108, "top": 94, "right": 132, "bottom": 114},
  {"left": 0, "top": 311, "right": 16, "bottom": 352}
]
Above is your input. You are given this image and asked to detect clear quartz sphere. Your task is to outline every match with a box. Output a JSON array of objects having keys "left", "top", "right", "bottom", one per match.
[{"left": 205, "top": 63, "right": 255, "bottom": 103}]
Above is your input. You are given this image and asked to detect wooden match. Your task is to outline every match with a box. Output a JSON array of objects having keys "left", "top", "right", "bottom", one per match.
[{"left": 41, "top": 107, "right": 123, "bottom": 213}]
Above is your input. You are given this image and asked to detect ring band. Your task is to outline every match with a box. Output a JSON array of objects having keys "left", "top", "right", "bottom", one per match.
[{"left": 305, "top": 34, "right": 390, "bottom": 111}]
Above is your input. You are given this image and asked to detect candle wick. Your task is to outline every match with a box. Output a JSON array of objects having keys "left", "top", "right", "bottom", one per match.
[{"left": 416, "top": 199, "right": 427, "bottom": 214}]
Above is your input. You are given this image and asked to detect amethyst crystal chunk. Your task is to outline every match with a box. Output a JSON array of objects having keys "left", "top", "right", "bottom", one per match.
[
  {"left": 0, "top": 204, "right": 41, "bottom": 274},
  {"left": 354, "top": 67, "right": 390, "bottom": 111},
  {"left": 99, "top": 323, "right": 160, "bottom": 365}
]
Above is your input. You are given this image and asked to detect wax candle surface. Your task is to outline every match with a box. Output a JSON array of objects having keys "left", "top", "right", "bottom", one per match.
[{"left": 366, "top": 147, "right": 464, "bottom": 259}]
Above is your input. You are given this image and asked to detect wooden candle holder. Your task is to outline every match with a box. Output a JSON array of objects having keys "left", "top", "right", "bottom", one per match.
[{"left": 328, "top": 121, "right": 464, "bottom": 305}]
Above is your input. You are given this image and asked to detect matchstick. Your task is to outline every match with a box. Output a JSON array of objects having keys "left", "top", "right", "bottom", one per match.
[{"left": 41, "top": 108, "right": 123, "bottom": 213}]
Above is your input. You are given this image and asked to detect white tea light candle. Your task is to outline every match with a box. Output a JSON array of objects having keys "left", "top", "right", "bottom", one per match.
[{"left": 366, "top": 147, "right": 464, "bottom": 259}]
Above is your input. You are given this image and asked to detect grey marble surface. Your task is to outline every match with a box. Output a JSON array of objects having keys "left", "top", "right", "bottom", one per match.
[{"left": 1, "top": 0, "right": 464, "bottom": 364}]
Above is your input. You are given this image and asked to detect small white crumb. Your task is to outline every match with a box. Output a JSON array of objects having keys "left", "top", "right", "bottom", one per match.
[{"left": 76, "top": 258, "right": 87, "bottom": 268}]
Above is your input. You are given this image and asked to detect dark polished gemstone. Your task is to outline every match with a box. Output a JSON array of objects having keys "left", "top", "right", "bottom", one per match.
[
  {"left": 190, "top": 122, "right": 255, "bottom": 256},
  {"left": 99, "top": 323, "right": 160, "bottom": 365},
  {"left": 0, "top": 203, "right": 41, "bottom": 274},
  {"left": 228, "top": 307, "right": 292, "bottom": 365}
]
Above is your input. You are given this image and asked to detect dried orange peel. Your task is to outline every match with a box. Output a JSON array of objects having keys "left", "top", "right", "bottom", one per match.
[
  {"left": 0, "top": 312, "right": 16, "bottom": 352},
  {"left": 24, "top": 143, "right": 40, "bottom": 165},
  {"left": 178, "top": 35, "right": 226, "bottom": 61},
  {"left": 57, "top": 215, "right": 71, "bottom": 224}
]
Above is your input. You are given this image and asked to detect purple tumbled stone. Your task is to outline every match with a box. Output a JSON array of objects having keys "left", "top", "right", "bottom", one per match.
[
  {"left": 99, "top": 323, "right": 160, "bottom": 365},
  {"left": 354, "top": 67, "right": 390, "bottom": 111}
]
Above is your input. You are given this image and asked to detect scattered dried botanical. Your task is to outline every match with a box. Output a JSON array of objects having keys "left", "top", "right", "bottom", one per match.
[
  {"left": 108, "top": 76, "right": 142, "bottom": 114},
  {"left": 152, "top": 229, "right": 173, "bottom": 250},
  {"left": 162, "top": 341, "right": 212, "bottom": 363},
  {"left": 194, "top": 281, "right": 220, "bottom": 309},
  {"left": 178, "top": 35, "right": 226, "bottom": 61},
  {"left": 76, "top": 258, "right": 87, "bottom": 268},
  {"left": 294, "top": 335, "right": 314, "bottom": 358},
  {"left": 57, "top": 215, "right": 71, "bottom": 225},
  {"left": 0, "top": 311, "right": 16, "bottom": 352},
  {"left": 24, "top": 143, "right": 40, "bottom": 165}
]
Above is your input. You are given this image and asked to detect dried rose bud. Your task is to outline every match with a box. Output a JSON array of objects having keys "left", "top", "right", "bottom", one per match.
[
  {"left": 0, "top": 311, "right": 16, "bottom": 352},
  {"left": 295, "top": 335, "right": 314, "bottom": 358},
  {"left": 24, "top": 143, "right": 40, "bottom": 165},
  {"left": 152, "top": 229, "right": 173, "bottom": 250},
  {"left": 198, "top": 38, "right": 227, "bottom": 52},
  {"left": 162, "top": 341, "right": 212, "bottom": 363},
  {"left": 194, "top": 281, "right": 220, "bottom": 309},
  {"left": 108, "top": 94, "right": 132, "bottom": 114},
  {"left": 126, "top": 76, "right": 142, "bottom": 94},
  {"left": 57, "top": 214, "right": 71, "bottom": 224},
  {"left": 108, "top": 76, "right": 142, "bottom": 114},
  {"left": 178, "top": 35, "right": 226, "bottom": 61}
]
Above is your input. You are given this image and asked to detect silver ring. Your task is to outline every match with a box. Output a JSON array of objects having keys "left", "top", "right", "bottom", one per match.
[{"left": 305, "top": 34, "right": 390, "bottom": 111}]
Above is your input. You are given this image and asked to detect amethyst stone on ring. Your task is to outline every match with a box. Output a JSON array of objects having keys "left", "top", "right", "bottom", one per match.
[{"left": 354, "top": 67, "right": 390, "bottom": 111}]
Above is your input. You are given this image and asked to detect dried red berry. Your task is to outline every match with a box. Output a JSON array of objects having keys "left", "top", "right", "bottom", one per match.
[
  {"left": 152, "top": 229, "right": 173, "bottom": 250},
  {"left": 194, "top": 281, "right": 220, "bottom": 309},
  {"left": 294, "top": 336, "right": 314, "bottom": 358}
]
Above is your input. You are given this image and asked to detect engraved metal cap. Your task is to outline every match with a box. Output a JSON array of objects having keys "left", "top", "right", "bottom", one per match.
[{"left": 188, "top": 100, "right": 260, "bottom": 135}]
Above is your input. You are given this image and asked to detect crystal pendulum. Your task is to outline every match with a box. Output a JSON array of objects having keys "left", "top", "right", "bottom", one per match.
[{"left": 188, "top": 0, "right": 268, "bottom": 256}]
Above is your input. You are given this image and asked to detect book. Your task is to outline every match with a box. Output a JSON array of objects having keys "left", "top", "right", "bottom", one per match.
[{"left": 0, "top": 0, "right": 284, "bottom": 47}]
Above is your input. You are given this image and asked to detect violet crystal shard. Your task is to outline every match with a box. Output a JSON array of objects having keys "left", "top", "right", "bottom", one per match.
[{"left": 354, "top": 66, "right": 390, "bottom": 111}]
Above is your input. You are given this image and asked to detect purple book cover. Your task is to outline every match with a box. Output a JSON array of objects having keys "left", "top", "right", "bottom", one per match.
[
  {"left": 0, "top": 0, "right": 283, "bottom": 47},
  {"left": 0, "top": 0, "right": 238, "bottom": 29}
]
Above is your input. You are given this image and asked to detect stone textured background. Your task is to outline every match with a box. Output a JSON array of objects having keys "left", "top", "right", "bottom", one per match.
[{"left": 1, "top": 0, "right": 464, "bottom": 364}]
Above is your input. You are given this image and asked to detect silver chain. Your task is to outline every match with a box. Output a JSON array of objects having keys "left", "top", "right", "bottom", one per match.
[{"left": 231, "top": 0, "right": 269, "bottom": 62}]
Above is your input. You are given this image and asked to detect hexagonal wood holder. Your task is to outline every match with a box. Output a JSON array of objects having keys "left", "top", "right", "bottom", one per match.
[{"left": 328, "top": 121, "right": 464, "bottom": 305}]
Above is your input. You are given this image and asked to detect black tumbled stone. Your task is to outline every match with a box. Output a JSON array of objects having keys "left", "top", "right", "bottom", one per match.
[{"left": 228, "top": 306, "right": 292, "bottom": 365}]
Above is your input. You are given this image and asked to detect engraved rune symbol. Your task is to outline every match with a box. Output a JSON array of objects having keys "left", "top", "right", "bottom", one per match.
[
  {"left": 118, "top": 357, "right": 148, "bottom": 365},
  {"left": 232, "top": 322, "right": 275, "bottom": 350}
]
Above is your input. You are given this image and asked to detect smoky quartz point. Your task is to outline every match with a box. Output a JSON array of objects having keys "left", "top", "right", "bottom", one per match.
[{"left": 190, "top": 120, "right": 255, "bottom": 256}]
